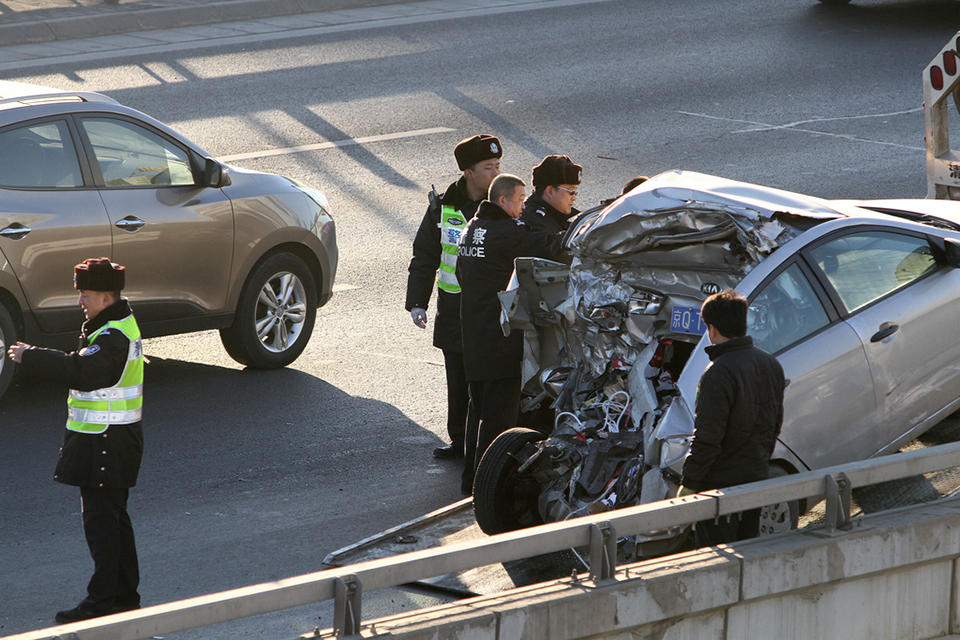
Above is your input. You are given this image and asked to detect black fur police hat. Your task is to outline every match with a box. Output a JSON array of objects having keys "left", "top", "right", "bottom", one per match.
[
  {"left": 532, "top": 155, "right": 582, "bottom": 188},
  {"left": 74, "top": 257, "right": 125, "bottom": 291},
  {"left": 454, "top": 134, "right": 502, "bottom": 171}
]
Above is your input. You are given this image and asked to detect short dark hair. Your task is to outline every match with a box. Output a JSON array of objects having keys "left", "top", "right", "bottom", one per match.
[
  {"left": 700, "top": 290, "right": 747, "bottom": 338},
  {"left": 621, "top": 175, "right": 649, "bottom": 195},
  {"left": 489, "top": 173, "right": 524, "bottom": 204}
]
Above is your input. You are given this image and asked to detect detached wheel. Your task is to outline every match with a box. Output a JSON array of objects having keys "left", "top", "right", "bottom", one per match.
[
  {"left": 758, "top": 465, "right": 800, "bottom": 536},
  {"left": 0, "top": 304, "right": 16, "bottom": 400},
  {"left": 474, "top": 427, "right": 546, "bottom": 535},
  {"left": 220, "top": 252, "right": 317, "bottom": 368}
]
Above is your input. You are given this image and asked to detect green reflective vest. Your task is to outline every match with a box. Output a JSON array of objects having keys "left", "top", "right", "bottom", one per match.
[
  {"left": 66, "top": 314, "right": 144, "bottom": 434},
  {"left": 437, "top": 204, "right": 467, "bottom": 293}
]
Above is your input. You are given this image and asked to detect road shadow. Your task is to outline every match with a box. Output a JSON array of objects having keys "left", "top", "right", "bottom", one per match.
[{"left": 802, "top": 0, "right": 959, "bottom": 33}]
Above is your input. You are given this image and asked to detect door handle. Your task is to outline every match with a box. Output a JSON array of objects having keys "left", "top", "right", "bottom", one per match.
[
  {"left": 0, "top": 223, "right": 31, "bottom": 240},
  {"left": 115, "top": 216, "right": 145, "bottom": 232},
  {"left": 870, "top": 323, "right": 900, "bottom": 343}
]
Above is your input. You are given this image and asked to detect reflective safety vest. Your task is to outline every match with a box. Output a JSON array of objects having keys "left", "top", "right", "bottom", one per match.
[
  {"left": 67, "top": 315, "right": 144, "bottom": 434},
  {"left": 437, "top": 204, "right": 467, "bottom": 294}
]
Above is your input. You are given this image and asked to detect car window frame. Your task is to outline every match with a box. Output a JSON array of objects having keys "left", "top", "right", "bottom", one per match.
[
  {"left": 0, "top": 115, "right": 95, "bottom": 190},
  {"left": 746, "top": 256, "right": 841, "bottom": 356},
  {"left": 798, "top": 225, "right": 943, "bottom": 319},
  {"left": 71, "top": 112, "right": 201, "bottom": 189}
]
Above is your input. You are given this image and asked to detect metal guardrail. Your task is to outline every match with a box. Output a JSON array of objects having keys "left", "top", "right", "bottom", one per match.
[{"left": 7, "top": 440, "right": 960, "bottom": 640}]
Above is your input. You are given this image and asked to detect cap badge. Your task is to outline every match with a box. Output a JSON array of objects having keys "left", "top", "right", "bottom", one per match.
[{"left": 490, "top": 142, "right": 499, "bottom": 154}]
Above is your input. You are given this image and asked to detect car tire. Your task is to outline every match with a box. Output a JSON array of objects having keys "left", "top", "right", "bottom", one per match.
[
  {"left": 818, "top": 0, "right": 852, "bottom": 4},
  {"left": 0, "top": 303, "right": 16, "bottom": 400},
  {"left": 474, "top": 427, "right": 546, "bottom": 535},
  {"left": 757, "top": 465, "right": 800, "bottom": 535},
  {"left": 220, "top": 252, "right": 317, "bottom": 369}
]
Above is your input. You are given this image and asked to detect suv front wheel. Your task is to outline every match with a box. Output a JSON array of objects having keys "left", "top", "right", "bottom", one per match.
[
  {"left": 0, "top": 303, "right": 17, "bottom": 399},
  {"left": 220, "top": 252, "right": 317, "bottom": 368}
]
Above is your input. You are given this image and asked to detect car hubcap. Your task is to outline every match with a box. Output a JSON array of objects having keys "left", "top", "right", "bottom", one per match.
[
  {"left": 255, "top": 271, "right": 307, "bottom": 353},
  {"left": 758, "top": 502, "right": 793, "bottom": 535}
]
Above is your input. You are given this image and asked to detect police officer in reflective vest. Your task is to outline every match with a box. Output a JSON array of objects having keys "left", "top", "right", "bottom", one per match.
[
  {"left": 7, "top": 257, "right": 144, "bottom": 623},
  {"left": 456, "top": 174, "right": 565, "bottom": 492},
  {"left": 520, "top": 154, "right": 583, "bottom": 235},
  {"left": 406, "top": 135, "right": 502, "bottom": 467}
]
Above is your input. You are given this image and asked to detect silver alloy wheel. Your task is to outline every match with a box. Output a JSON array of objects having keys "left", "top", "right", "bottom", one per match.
[
  {"left": 254, "top": 270, "right": 308, "bottom": 353},
  {"left": 758, "top": 501, "right": 794, "bottom": 535}
]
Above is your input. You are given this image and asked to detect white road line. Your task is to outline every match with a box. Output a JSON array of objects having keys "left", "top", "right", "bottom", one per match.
[
  {"left": 331, "top": 283, "right": 359, "bottom": 292},
  {"left": 678, "top": 110, "right": 925, "bottom": 152},
  {"left": 219, "top": 126, "right": 455, "bottom": 163}
]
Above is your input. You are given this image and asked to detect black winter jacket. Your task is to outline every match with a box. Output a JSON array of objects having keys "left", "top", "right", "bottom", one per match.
[
  {"left": 456, "top": 201, "right": 564, "bottom": 381},
  {"left": 520, "top": 192, "right": 578, "bottom": 235},
  {"left": 681, "top": 336, "right": 785, "bottom": 492},
  {"left": 405, "top": 177, "right": 481, "bottom": 352},
  {"left": 21, "top": 299, "right": 144, "bottom": 489}
]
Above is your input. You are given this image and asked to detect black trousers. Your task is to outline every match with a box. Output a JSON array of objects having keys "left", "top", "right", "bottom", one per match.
[
  {"left": 694, "top": 508, "right": 761, "bottom": 547},
  {"left": 462, "top": 377, "right": 521, "bottom": 493},
  {"left": 442, "top": 349, "right": 470, "bottom": 451},
  {"left": 79, "top": 487, "right": 140, "bottom": 612}
]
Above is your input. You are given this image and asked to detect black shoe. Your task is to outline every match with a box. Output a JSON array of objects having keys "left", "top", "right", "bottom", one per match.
[
  {"left": 55, "top": 606, "right": 104, "bottom": 624},
  {"left": 433, "top": 445, "right": 464, "bottom": 460}
]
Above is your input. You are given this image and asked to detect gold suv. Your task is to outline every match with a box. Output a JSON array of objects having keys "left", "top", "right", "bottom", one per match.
[{"left": 0, "top": 81, "right": 338, "bottom": 399}]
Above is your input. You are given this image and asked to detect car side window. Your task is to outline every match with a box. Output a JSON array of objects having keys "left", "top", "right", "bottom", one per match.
[
  {"left": 808, "top": 231, "right": 937, "bottom": 313},
  {"left": 0, "top": 120, "right": 83, "bottom": 188},
  {"left": 80, "top": 118, "right": 194, "bottom": 187},
  {"left": 749, "top": 263, "right": 830, "bottom": 354}
]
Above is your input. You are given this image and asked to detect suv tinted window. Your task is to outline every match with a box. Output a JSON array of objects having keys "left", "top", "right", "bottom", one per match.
[
  {"left": 809, "top": 231, "right": 937, "bottom": 313},
  {"left": 0, "top": 120, "right": 83, "bottom": 188},
  {"left": 80, "top": 118, "right": 194, "bottom": 187},
  {"left": 749, "top": 263, "right": 829, "bottom": 354}
]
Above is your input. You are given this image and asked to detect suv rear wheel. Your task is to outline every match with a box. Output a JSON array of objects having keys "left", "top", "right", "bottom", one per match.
[
  {"left": 0, "top": 304, "right": 16, "bottom": 399},
  {"left": 220, "top": 252, "right": 317, "bottom": 368}
]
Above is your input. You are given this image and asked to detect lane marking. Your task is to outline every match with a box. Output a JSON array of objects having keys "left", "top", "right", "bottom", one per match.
[
  {"left": 331, "top": 283, "right": 359, "bottom": 292},
  {"left": 678, "top": 110, "right": 925, "bottom": 152},
  {"left": 218, "top": 126, "right": 455, "bottom": 163}
]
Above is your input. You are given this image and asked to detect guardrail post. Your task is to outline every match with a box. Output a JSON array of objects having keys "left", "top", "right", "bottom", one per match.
[
  {"left": 589, "top": 522, "right": 617, "bottom": 583},
  {"left": 333, "top": 574, "right": 362, "bottom": 638},
  {"left": 825, "top": 472, "right": 853, "bottom": 533}
]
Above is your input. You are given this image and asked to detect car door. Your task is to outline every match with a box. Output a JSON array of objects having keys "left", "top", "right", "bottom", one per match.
[
  {"left": 0, "top": 118, "right": 111, "bottom": 335},
  {"left": 747, "top": 259, "right": 878, "bottom": 469},
  {"left": 806, "top": 228, "right": 960, "bottom": 455},
  {"left": 75, "top": 115, "right": 234, "bottom": 326}
]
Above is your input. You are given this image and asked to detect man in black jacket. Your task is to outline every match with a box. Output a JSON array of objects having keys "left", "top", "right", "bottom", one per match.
[
  {"left": 457, "top": 174, "right": 565, "bottom": 493},
  {"left": 406, "top": 134, "right": 502, "bottom": 461},
  {"left": 520, "top": 154, "right": 582, "bottom": 235},
  {"left": 7, "top": 258, "right": 143, "bottom": 623},
  {"left": 680, "top": 290, "right": 785, "bottom": 546}
]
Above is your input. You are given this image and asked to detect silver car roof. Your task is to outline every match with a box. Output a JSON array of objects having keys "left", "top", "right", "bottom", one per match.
[{"left": 0, "top": 80, "right": 117, "bottom": 108}]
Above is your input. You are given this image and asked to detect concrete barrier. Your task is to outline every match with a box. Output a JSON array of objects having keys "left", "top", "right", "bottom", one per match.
[{"left": 335, "top": 496, "right": 960, "bottom": 640}]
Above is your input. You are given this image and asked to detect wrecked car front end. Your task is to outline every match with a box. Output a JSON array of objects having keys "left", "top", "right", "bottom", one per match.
[{"left": 484, "top": 170, "right": 839, "bottom": 544}]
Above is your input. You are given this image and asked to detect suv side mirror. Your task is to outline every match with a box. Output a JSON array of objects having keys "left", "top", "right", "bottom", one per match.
[
  {"left": 945, "top": 238, "right": 960, "bottom": 268},
  {"left": 202, "top": 157, "right": 230, "bottom": 188}
]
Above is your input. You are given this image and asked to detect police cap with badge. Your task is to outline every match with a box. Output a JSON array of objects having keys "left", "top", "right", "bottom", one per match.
[
  {"left": 74, "top": 257, "right": 125, "bottom": 292},
  {"left": 454, "top": 134, "right": 502, "bottom": 171},
  {"left": 532, "top": 154, "right": 582, "bottom": 188}
]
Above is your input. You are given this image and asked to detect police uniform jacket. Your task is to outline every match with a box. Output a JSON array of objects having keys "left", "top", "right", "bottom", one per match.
[
  {"left": 456, "top": 201, "right": 564, "bottom": 382},
  {"left": 681, "top": 336, "right": 785, "bottom": 492},
  {"left": 520, "top": 192, "right": 578, "bottom": 235},
  {"left": 20, "top": 299, "right": 144, "bottom": 489},
  {"left": 405, "top": 177, "right": 481, "bottom": 352}
]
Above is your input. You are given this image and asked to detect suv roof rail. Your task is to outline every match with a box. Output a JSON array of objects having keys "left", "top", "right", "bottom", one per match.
[{"left": 0, "top": 80, "right": 116, "bottom": 109}]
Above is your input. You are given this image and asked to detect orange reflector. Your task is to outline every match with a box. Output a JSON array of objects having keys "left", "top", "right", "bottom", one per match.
[{"left": 932, "top": 65, "right": 944, "bottom": 91}]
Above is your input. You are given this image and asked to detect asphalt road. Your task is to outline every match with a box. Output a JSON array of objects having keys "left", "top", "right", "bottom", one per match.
[{"left": 0, "top": 0, "right": 958, "bottom": 636}]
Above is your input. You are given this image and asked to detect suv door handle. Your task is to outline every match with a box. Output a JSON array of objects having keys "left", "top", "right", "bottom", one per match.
[
  {"left": 0, "top": 223, "right": 31, "bottom": 240},
  {"left": 115, "top": 216, "right": 145, "bottom": 232},
  {"left": 870, "top": 323, "right": 900, "bottom": 343}
]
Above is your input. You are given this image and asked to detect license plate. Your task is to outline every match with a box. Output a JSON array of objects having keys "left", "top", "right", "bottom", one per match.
[{"left": 670, "top": 305, "right": 707, "bottom": 335}]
